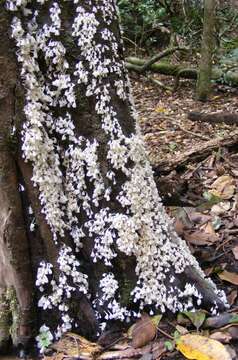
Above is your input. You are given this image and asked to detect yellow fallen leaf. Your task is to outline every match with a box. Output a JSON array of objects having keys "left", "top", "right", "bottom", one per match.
[
  {"left": 177, "top": 334, "right": 231, "bottom": 360},
  {"left": 155, "top": 106, "right": 167, "bottom": 113}
]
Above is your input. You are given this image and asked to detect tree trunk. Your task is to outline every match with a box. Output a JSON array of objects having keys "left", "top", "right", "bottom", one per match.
[
  {"left": 0, "top": 0, "right": 226, "bottom": 355},
  {"left": 196, "top": 0, "right": 216, "bottom": 101}
]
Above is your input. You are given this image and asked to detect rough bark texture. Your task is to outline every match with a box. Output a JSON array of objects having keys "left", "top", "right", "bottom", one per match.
[
  {"left": 0, "top": 1, "right": 227, "bottom": 354},
  {"left": 0, "top": 8, "right": 33, "bottom": 350},
  {"left": 196, "top": 0, "right": 216, "bottom": 101}
]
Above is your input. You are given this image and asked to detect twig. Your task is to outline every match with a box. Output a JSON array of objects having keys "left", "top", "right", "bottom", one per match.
[
  {"left": 163, "top": 116, "right": 210, "bottom": 140},
  {"left": 122, "top": 36, "right": 144, "bottom": 53},
  {"left": 157, "top": 327, "right": 174, "bottom": 340},
  {"left": 146, "top": 76, "right": 173, "bottom": 92}
]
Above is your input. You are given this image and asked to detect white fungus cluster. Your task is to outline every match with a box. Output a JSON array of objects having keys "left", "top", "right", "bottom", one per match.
[
  {"left": 6, "top": 0, "right": 227, "bottom": 351},
  {"left": 36, "top": 246, "right": 88, "bottom": 341}
]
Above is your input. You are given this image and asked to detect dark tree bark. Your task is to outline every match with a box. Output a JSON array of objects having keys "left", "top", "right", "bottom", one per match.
[
  {"left": 0, "top": 9, "right": 33, "bottom": 351},
  {"left": 0, "top": 0, "right": 227, "bottom": 355}
]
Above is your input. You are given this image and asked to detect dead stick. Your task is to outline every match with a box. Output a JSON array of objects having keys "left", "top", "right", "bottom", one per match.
[
  {"left": 164, "top": 116, "right": 210, "bottom": 141},
  {"left": 154, "top": 129, "right": 238, "bottom": 174}
]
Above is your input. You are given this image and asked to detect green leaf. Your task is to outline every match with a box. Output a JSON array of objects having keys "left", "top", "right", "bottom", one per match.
[
  {"left": 164, "top": 340, "right": 174, "bottom": 351},
  {"left": 183, "top": 311, "right": 206, "bottom": 330},
  {"left": 150, "top": 314, "right": 163, "bottom": 327},
  {"left": 173, "top": 330, "right": 181, "bottom": 340}
]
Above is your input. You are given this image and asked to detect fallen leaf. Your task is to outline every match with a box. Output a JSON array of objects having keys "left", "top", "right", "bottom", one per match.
[
  {"left": 150, "top": 314, "right": 163, "bottom": 327},
  {"left": 51, "top": 332, "right": 102, "bottom": 358},
  {"left": 219, "top": 270, "right": 238, "bottom": 285},
  {"left": 201, "top": 222, "right": 218, "bottom": 236},
  {"left": 139, "top": 353, "right": 153, "bottom": 360},
  {"left": 130, "top": 314, "right": 156, "bottom": 348},
  {"left": 183, "top": 311, "right": 206, "bottom": 330},
  {"left": 175, "top": 218, "right": 185, "bottom": 236},
  {"left": 211, "top": 216, "right": 222, "bottom": 230},
  {"left": 204, "top": 267, "right": 214, "bottom": 276},
  {"left": 186, "top": 211, "right": 210, "bottom": 225},
  {"left": 227, "top": 326, "right": 238, "bottom": 340},
  {"left": 211, "top": 202, "right": 230, "bottom": 215},
  {"left": 184, "top": 229, "right": 218, "bottom": 246},
  {"left": 232, "top": 246, "right": 238, "bottom": 260},
  {"left": 44, "top": 353, "right": 65, "bottom": 360},
  {"left": 177, "top": 313, "right": 191, "bottom": 326},
  {"left": 205, "top": 313, "right": 238, "bottom": 329},
  {"left": 177, "top": 334, "right": 231, "bottom": 360},
  {"left": 227, "top": 290, "right": 237, "bottom": 306},
  {"left": 210, "top": 331, "right": 232, "bottom": 343},
  {"left": 99, "top": 340, "right": 166, "bottom": 360},
  {"left": 210, "top": 175, "right": 235, "bottom": 200},
  {"left": 164, "top": 340, "right": 174, "bottom": 351},
  {"left": 176, "top": 325, "right": 189, "bottom": 335},
  {"left": 225, "top": 345, "right": 237, "bottom": 360},
  {"left": 155, "top": 106, "right": 167, "bottom": 113}
]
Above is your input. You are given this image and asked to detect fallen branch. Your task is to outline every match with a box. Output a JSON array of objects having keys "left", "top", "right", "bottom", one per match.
[
  {"left": 188, "top": 111, "right": 238, "bottom": 125},
  {"left": 126, "top": 57, "right": 238, "bottom": 87},
  {"left": 126, "top": 57, "right": 199, "bottom": 79},
  {"left": 139, "top": 46, "right": 188, "bottom": 73},
  {"left": 153, "top": 130, "right": 238, "bottom": 174}
]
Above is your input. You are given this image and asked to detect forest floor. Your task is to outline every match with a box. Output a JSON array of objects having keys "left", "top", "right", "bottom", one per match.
[
  {"left": 3, "top": 77, "right": 238, "bottom": 360},
  {"left": 133, "top": 75, "right": 238, "bottom": 360}
]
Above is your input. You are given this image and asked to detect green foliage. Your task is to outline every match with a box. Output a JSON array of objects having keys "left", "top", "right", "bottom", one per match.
[
  {"left": 118, "top": 0, "right": 205, "bottom": 51},
  {"left": 118, "top": 0, "right": 168, "bottom": 49},
  {"left": 164, "top": 340, "right": 175, "bottom": 351},
  {"left": 118, "top": 0, "right": 238, "bottom": 55}
]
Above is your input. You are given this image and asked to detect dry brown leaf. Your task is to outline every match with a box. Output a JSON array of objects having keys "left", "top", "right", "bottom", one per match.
[
  {"left": 232, "top": 246, "right": 238, "bottom": 260},
  {"left": 174, "top": 218, "right": 185, "bottom": 236},
  {"left": 176, "top": 325, "right": 189, "bottom": 335},
  {"left": 225, "top": 345, "right": 237, "bottom": 360},
  {"left": 227, "top": 290, "right": 238, "bottom": 306},
  {"left": 205, "top": 313, "right": 238, "bottom": 329},
  {"left": 188, "top": 211, "right": 211, "bottom": 225},
  {"left": 131, "top": 314, "right": 156, "bottom": 348},
  {"left": 98, "top": 340, "right": 166, "bottom": 360},
  {"left": 201, "top": 222, "right": 217, "bottom": 236},
  {"left": 227, "top": 326, "right": 238, "bottom": 340},
  {"left": 219, "top": 270, "right": 238, "bottom": 285},
  {"left": 51, "top": 332, "right": 102, "bottom": 358},
  {"left": 210, "top": 175, "right": 235, "bottom": 200},
  {"left": 211, "top": 201, "right": 231, "bottom": 215},
  {"left": 184, "top": 228, "right": 218, "bottom": 246},
  {"left": 210, "top": 331, "right": 232, "bottom": 343},
  {"left": 43, "top": 354, "right": 65, "bottom": 360}
]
